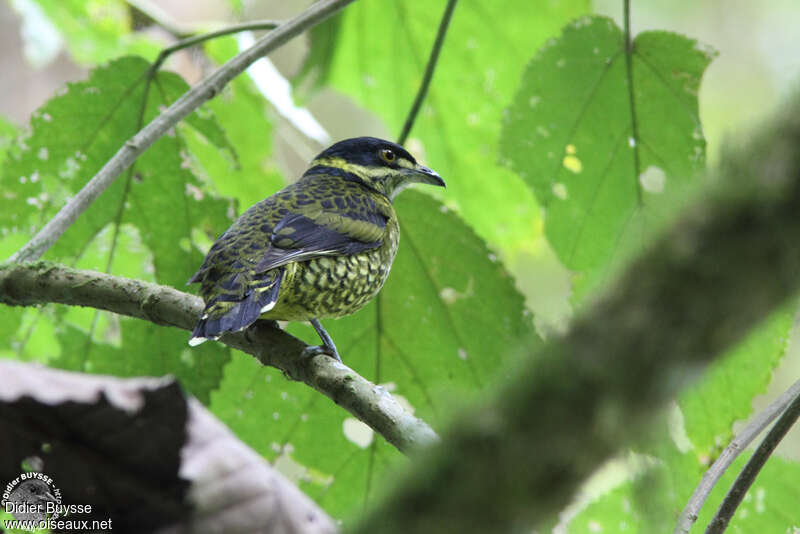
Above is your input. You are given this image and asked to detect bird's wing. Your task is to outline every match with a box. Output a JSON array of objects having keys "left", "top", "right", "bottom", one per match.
[{"left": 256, "top": 209, "right": 387, "bottom": 273}]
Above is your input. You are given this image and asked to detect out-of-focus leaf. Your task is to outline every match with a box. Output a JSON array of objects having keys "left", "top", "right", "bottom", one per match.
[
  {"left": 0, "top": 116, "right": 17, "bottom": 170},
  {"left": 159, "top": 75, "right": 239, "bottom": 167},
  {"left": 293, "top": 15, "right": 342, "bottom": 97},
  {"left": 31, "top": 0, "right": 160, "bottom": 65},
  {"left": 679, "top": 309, "right": 792, "bottom": 457},
  {"left": 212, "top": 191, "right": 538, "bottom": 518},
  {"left": 567, "top": 306, "right": 793, "bottom": 533},
  {"left": 298, "top": 0, "right": 590, "bottom": 256},
  {"left": 186, "top": 36, "right": 284, "bottom": 213},
  {"left": 500, "top": 16, "right": 716, "bottom": 300},
  {"left": 567, "top": 445, "right": 800, "bottom": 533},
  {"left": 0, "top": 56, "right": 234, "bottom": 395}
]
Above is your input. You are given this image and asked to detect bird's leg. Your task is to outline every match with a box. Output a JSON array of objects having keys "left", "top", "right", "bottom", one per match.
[{"left": 304, "top": 318, "right": 342, "bottom": 362}]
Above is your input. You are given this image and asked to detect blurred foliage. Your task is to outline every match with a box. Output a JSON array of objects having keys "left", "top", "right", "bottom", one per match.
[
  {"left": 30, "top": 0, "right": 160, "bottom": 64},
  {"left": 567, "top": 448, "right": 800, "bottom": 533},
  {"left": 0, "top": 1, "right": 798, "bottom": 532}
]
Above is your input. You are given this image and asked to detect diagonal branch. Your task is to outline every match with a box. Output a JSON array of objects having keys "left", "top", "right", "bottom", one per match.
[
  {"left": 8, "top": 0, "right": 357, "bottom": 264},
  {"left": 0, "top": 261, "right": 438, "bottom": 453}
]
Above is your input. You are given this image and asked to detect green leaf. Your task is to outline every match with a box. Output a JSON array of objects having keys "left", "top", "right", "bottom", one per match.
[
  {"left": 31, "top": 0, "right": 160, "bottom": 65},
  {"left": 300, "top": 0, "right": 590, "bottom": 255},
  {"left": 0, "top": 56, "right": 233, "bottom": 287},
  {"left": 0, "top": 56, "right": 234, "bottom": 395},
  {"left": 53, "top": 321, "right": 228, "bottom": 404},
  {"left": 500, "top": 16, "right": 716, "bottom": 299},
  {"left": 0, "top": 115, "right": 17, "bottom": 170},
  {"left": 679, "top": 308, "right": 792, "bottom": 457},
  {"left": 293, "top": 15, "right": 342, "bottom": 98},
  {"left": 159, "top": 74, "right": 239, "bottom": 167},
  {"left": 184, "top": 36, "right": 284, "bottom": 212},
  {"left": 212, "top": 191, "right": 538, "bottom": 518}
]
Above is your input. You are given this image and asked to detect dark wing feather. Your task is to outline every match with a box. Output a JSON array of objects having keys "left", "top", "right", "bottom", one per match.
[{"left": 256, "top": 211, "right": 386, "bottom": 273}]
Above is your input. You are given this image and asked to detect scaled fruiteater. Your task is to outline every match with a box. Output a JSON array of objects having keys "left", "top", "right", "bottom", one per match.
[{"left": 187, "top": 136, "right": 445, "bottom": 361}]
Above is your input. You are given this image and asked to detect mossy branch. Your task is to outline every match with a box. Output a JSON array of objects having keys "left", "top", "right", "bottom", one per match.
[
  {"left": 348, "top": 94, "right": 800, "bottom": 533},
  {"left": 0, "top": 262, "right": 437, "bottom": 453}
]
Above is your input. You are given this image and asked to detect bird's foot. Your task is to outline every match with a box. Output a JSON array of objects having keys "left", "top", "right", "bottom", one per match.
[
  {"left": 302, "top": 344, "right": 342, "bottom": 363},
  {"left": 307, "top": 318, "right": 342, "bottom": 362}
]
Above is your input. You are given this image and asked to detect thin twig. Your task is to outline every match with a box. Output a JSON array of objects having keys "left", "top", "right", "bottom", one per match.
[
  {"left": 8, "top": 0, "right": 357, "bottom": 264},
  {"left": 623, "top": 0, "right": 642, "bottom": 205},
  {"left": 396, "top": 0, "right": 458, "bottom": 146},
  {"left": 674, "top": 377, "right": 800, "bottom": 534},
  {"left": 0, "top": 261, "right": 439, "bottom": 453},
  {"left": 150, "top": 20, "right": 281, "bottom": 73},
  {"left": 705, "top": 388, "right": 800, "bottom": 533}
]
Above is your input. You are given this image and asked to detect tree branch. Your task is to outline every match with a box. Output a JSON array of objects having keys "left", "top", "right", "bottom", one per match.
[
  {"left": 7, "top": 0, "right": 357, "bottom": 264},
  {"left": 0, "top": 261, "right": 438, "bottom": 453},
  {"left": 674, "top": 377, "right": 800, "bottom": 534},
  {"left": 348, "top": 93, "right": 800, "bottom": 533},
  {"left": 704, "top": 388, "right": 800, "bottom": 533}
]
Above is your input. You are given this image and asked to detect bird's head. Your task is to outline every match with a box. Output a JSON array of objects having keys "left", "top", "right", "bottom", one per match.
[{"left": 305, "top": 137, "right": 445, "bottom": 200}]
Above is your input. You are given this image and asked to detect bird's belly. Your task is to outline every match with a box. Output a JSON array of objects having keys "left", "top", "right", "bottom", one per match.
[{"left": 263, "top": 239, "right": 397, "bottom": 321}]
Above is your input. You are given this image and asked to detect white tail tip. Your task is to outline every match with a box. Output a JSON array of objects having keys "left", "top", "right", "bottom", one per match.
[{"left": 188, "top": 336, "right": 207, "bottom": 347}]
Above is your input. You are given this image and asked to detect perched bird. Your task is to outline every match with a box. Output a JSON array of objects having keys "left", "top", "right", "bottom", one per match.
[{"left": 188, "top": 136, "right": 444, "bottom": 361}]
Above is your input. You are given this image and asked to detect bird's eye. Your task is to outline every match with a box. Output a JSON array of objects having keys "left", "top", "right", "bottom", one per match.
[{"left": 379, "top": 148, "right": 396, "bottom": 164}]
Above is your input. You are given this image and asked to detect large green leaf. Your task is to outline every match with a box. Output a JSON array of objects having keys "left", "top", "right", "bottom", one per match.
[
  {"left": 212, "top": 190, "right": 538, "bottom": 519},
  {"left": 500, "top": 16, "right": 716, "bottom": 299},
  {"left": 0, "top": 56, "right": 233, "bottom": 286},
  {"left": 298, "top": 0, "right": 590, "bottom": 255},
  {"left": 0, "top": 56, "right": 234, "bottom": 393}
]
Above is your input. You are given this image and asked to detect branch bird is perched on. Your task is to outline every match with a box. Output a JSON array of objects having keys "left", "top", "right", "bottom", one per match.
[{"left": 188, "top": 137, "right": 444, "bottom": 361}]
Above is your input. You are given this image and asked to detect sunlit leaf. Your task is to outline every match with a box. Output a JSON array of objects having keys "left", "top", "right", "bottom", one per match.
[
  {"left": 679, "top": 308, "right": 792, "bottom": 457},
  {"left": 501, "top": 16, "right": 716, "bottom": 299}
]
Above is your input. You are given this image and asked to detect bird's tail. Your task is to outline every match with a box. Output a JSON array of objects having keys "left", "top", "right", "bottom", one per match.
[{"left": 189, "top": 269, "right": 284, "bottom": 346}]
